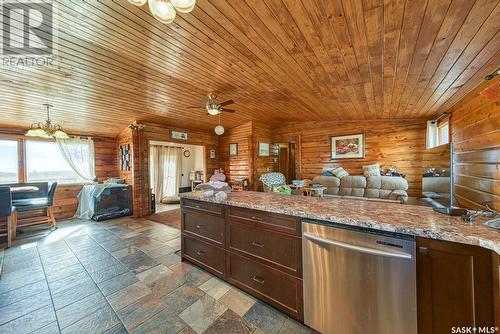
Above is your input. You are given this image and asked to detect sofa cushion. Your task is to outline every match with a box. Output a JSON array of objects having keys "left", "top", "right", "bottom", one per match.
[
  {"left": 363, "top": 164, "right": 380, "bottom": 177},
  {"left": 366, "top": 176, "right": 408, "bottom": 191},
  {"left": 312, "top": 176, "right": 341, "bottom": 188},
  {"left": 339, "top": 176, "right": 366, "bottom": 197},
  {"left": 332, "top": 167, "right": 349, "bottom": 179}
]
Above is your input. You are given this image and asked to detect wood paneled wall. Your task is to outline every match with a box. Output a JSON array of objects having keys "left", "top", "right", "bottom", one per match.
[
  {"left": 272, "top": 120, "right": 428, "bottom": 197},
  {"left": 219, "top": 121, "right": 276, "bottom": 191},
  {"left": 422, "top": 144, "right": 451, "bottom": 171},
  {"left": 220, "top": 122, "right": 253, "bottom": 184},
  {"left": 253, "top": 122, "right": 275, "bottom": 191},
  {"left": 131, "top": 121, "right": 219, "bottom": 217},
  {"left": 449, "top": 80, "right": 500, "bottom": 211}
]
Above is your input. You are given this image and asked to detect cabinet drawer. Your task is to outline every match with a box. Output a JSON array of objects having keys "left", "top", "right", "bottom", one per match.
[
  {"left": 183, "top": 211, "right": 225, "bottom": 246},
  {"left": 182, "top": 199, "right": 224, "bottom": 215},
  {"left": 228, "top": 222, "right": 301, "bottom": 277},
  {"left": 229, "top": 207, "right": 300, "bottom": 235},
  {"left": 182, "top": 235, "right": 225, "bottom": 278},
  {"left": 228, "top": 253, "right": 302, "bottom": 320}
]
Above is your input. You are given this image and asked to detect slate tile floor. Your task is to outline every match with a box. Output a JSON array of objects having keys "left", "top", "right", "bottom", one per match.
[{"left": 0, "top": 216, "right": 314, "bottom": 334}]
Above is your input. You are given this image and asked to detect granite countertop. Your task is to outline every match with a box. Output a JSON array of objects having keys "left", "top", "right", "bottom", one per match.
[{"left": 180, "top": 191, "right": 500, "bottom": 254}]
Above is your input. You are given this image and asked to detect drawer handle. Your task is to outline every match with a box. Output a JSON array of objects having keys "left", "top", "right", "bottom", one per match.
[
  {"left": 196, "top": 224, "right": 204, "bottom": 229},
  {"left": 251, "top": 216, "right": 263, "bottom": 221},
  {"left": 195, "top": 205, "right": 201, "bottom": 208},
  {"left": 252, "top": 275, "right": 265, "bottom": 285},
  {"left": 252, "top": 241, "right": 264, "bottom": 248},
  {"left": 196, "top": 250, "right": 206, "bottom": 256}
]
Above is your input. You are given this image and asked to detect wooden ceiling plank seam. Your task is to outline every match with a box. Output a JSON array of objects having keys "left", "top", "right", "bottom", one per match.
[
  {"left": 275, "top": 0, "right": 354, "bottom": 114},
  {"left": 79, "top": 0, "right": 274, "bottom": 93},
  {"left": 382, "top": 0, "right": 406, "bottom": 118},
  {"left": 394, "top": 0, "right": 454, "bottom": 117},
  {"left": 389, "top": 0, "right": 430, "bottom": 117},
  {"left": 191, "top": 1, "right": 330, "bottom": 120},
  {"left": 424, "top": 38, "right": 500, "bottom": 117},
  {"left": 362, "top": 0, "right": 385, "bottom": 117},
  {"left": 411, "top": 0, "right": 499, "bottom": 116},
  {"left": 339, "top": 0, "right": 378, "bottom": 118},
  {"left": 297, "top": 0, "right": 361, "bottom": 116},
  {"left": 401, "top": 0, "right": 478, "bottom": 117},
  {"left": 419, "top": 3, "right": 500, "bottom": 115},
  {"left": 0, "top": 5, "right": 286, "bottom": 125},
  {"left": 319, "top": 0, "right": 372, "bottom": 119}
]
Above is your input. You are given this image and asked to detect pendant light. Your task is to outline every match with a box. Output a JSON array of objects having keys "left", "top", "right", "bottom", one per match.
[
  {"left": 26, "top": 104, "right": 70, "bottom": 139},
  {"left": 171, "top": 0, "right": 196, "bottom": 13},
  {"left": 148, "top": 0, "right": 176, "bottom": 24},
  {"left": 128, "top": 0, "right": 194, "bottom": 24},
  {"left": 215, "top": 114, "right": 224, "bottom": 135}
]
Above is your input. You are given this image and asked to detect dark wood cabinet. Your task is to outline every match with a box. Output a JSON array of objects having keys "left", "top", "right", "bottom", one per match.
[
  {"left": 227, "top": 253, "right": 303, "bottom": 320},
  {"left": 416, "top": 237, "right": 496, "bottom": 334},
  {"left": 181, "top": 199, "right": 303, "bottom": 321}
]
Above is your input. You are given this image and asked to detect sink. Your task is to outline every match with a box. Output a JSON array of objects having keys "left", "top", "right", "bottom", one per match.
[{"left": 484, "top": 218, "right": 500, "bottom": 230}]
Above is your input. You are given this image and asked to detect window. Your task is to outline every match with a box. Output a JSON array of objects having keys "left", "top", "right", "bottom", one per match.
[
  {"left": 26, "top": 140, "right": 85, "bottom": 184},
  {"left": 438, "top": 122, "right": 449, "bottom": 146},
  {"left": 0, "top": 140, "right": 19, "bottom": 184}
]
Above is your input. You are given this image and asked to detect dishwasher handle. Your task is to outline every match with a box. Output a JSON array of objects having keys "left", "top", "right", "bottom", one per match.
[{"left": 303, "top": 232, "right": 413, "bottom": 259}]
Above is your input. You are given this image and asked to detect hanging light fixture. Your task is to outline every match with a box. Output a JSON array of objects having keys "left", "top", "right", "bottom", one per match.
[
  {"left": 171, "top": 0, "right": 196, "bottom": 13},
  {"left": 128, "top": 0, "right": 195, "bottom": 24},
  {"left": 26, "top": 104, "right": 70, "bottom": 139},
  {"left": 214, "top": 114, "right": 224, "bottom": 135}
]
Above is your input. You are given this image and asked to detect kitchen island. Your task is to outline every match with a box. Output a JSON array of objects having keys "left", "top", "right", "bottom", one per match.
[{"left": 180, "top": 191, "right": 499, "bottom": 332}]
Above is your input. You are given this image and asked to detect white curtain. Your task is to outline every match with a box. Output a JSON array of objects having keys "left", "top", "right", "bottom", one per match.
[
  {"left": 150, "top": 146, "right": 182, "bottom": 204},
  {"left": 426, "top": 121, "right": 438, "bottom": 149},
  {"left": 56, "top": 137, "right": 96, "bottom": 181}
]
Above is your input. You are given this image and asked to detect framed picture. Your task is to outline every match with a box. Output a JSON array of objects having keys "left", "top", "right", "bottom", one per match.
[
  {"left": 171, "top": 130, "right": 188, "bottom": 140},
  {"left": 258, "top": 142, "right": 270, "bottom": 156},
  {"left": 209, "top": 149, "right": 216, "bottom": 159},
  {"left": 119, "top": 144, "right": 131, "bottom": 171},
  {"left": 331, "top": 133, "right": 364, "bottom": 159},
  {"left": 229, "top": 143, "right": 238, "bottom": 156}
]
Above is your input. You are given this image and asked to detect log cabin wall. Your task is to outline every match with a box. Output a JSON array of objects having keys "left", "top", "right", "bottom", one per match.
[
  {"left": 252, "top": 122, "right": 275, "bottom": 191},
  {"left": 448, "top": 80, "right": 500, "bottom": 211},
  {"left": 271, "top": 119, "right": 427, "bottom": 197},
  {"left": 130, "top": 121, "right": 219, "bottom": 217},
  {"left": 219, "top": 121, "right": 253, "bottom": 186},
  {"left": 422, "top": 144, "right": 451, "bottom": 172}
]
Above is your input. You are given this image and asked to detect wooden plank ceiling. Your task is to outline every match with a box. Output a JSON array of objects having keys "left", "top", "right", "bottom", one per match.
[{"left": 1, "top": 0, "right": 499, "bottom": 137}]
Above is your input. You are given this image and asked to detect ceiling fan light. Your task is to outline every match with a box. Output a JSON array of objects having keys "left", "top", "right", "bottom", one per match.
[
  {"left": 215, "top": 125, "right": 225, "bottom": 135},
  {"left": 149, "top": 0, "right": 176, "bottom": 24},
  {"left": 128, "top": 0, "right": 148, "bottom": 6},
  {"left": 171, "top": 0, "right": 195, "bottom": 13},
  {"left": 207, "top": 106, "right": 220, "bottom": 116},
  {"left": 26, "top": 127, "right": 44, "bottom": 137}
]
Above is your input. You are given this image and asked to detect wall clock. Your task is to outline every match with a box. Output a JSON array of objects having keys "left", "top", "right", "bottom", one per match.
[{"left": 183, "top": 150, "right": 191, "bottom": 157}]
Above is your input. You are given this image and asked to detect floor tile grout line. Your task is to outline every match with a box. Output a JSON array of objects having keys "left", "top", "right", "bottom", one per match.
[
  {"left": 57, "top": 227, "right": 130, "bottom": 334},
  {"left": 34, "top": 241, "right": 63, "bottom": 334}
]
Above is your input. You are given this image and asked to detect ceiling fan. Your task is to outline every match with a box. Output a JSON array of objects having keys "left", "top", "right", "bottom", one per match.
[{"left": 187, "top": 94, "right": 236, "bottom": 115}]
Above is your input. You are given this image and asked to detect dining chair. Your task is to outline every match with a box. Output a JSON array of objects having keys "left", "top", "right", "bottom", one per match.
[{"left": 0, "top": 187, "right": 17, "bottom": 248}]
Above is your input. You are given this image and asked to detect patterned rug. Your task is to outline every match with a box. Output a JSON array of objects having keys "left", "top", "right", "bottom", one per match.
[{"left": 147, "top": 208, "right": 181, "bottom": 228}]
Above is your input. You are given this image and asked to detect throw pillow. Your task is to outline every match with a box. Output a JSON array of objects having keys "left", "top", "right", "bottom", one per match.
[
  {"left": 322, "top": 170, "right": 334, "bottom": 176},
  {"left": 332, "top": 166, "right": 349, "bottom": 178},
  {"left": 363, "top": 163, "right": 380, "bottom": 177}
]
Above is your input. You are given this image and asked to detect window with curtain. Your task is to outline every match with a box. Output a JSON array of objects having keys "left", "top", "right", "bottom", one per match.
[
  {"left": 0, "top": 139, "right": 19, "bottom": 184},
  {"left": 26, "top": 140, "right": 86, "bottom": 184}
]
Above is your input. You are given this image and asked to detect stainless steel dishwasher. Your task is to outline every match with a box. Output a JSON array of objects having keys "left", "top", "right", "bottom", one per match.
[{"left": 302, "top": 221, "right": 417, "bottom": 334}]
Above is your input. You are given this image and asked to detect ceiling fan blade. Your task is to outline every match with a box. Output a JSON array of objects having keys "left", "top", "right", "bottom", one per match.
[
  {"left": 219, "top": 99, "right": 235, "bottom": 106},
  {"left": 221, "top": 108, "right": 236, "bottom": 113}
]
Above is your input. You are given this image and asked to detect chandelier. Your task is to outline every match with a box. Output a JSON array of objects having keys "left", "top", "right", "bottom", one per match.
[
  {"left": 128, "top": 0, "right": 195, "bottom": 24},
  {"left": 26, "top": 104, "right": 69, "bottom": 139}
]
